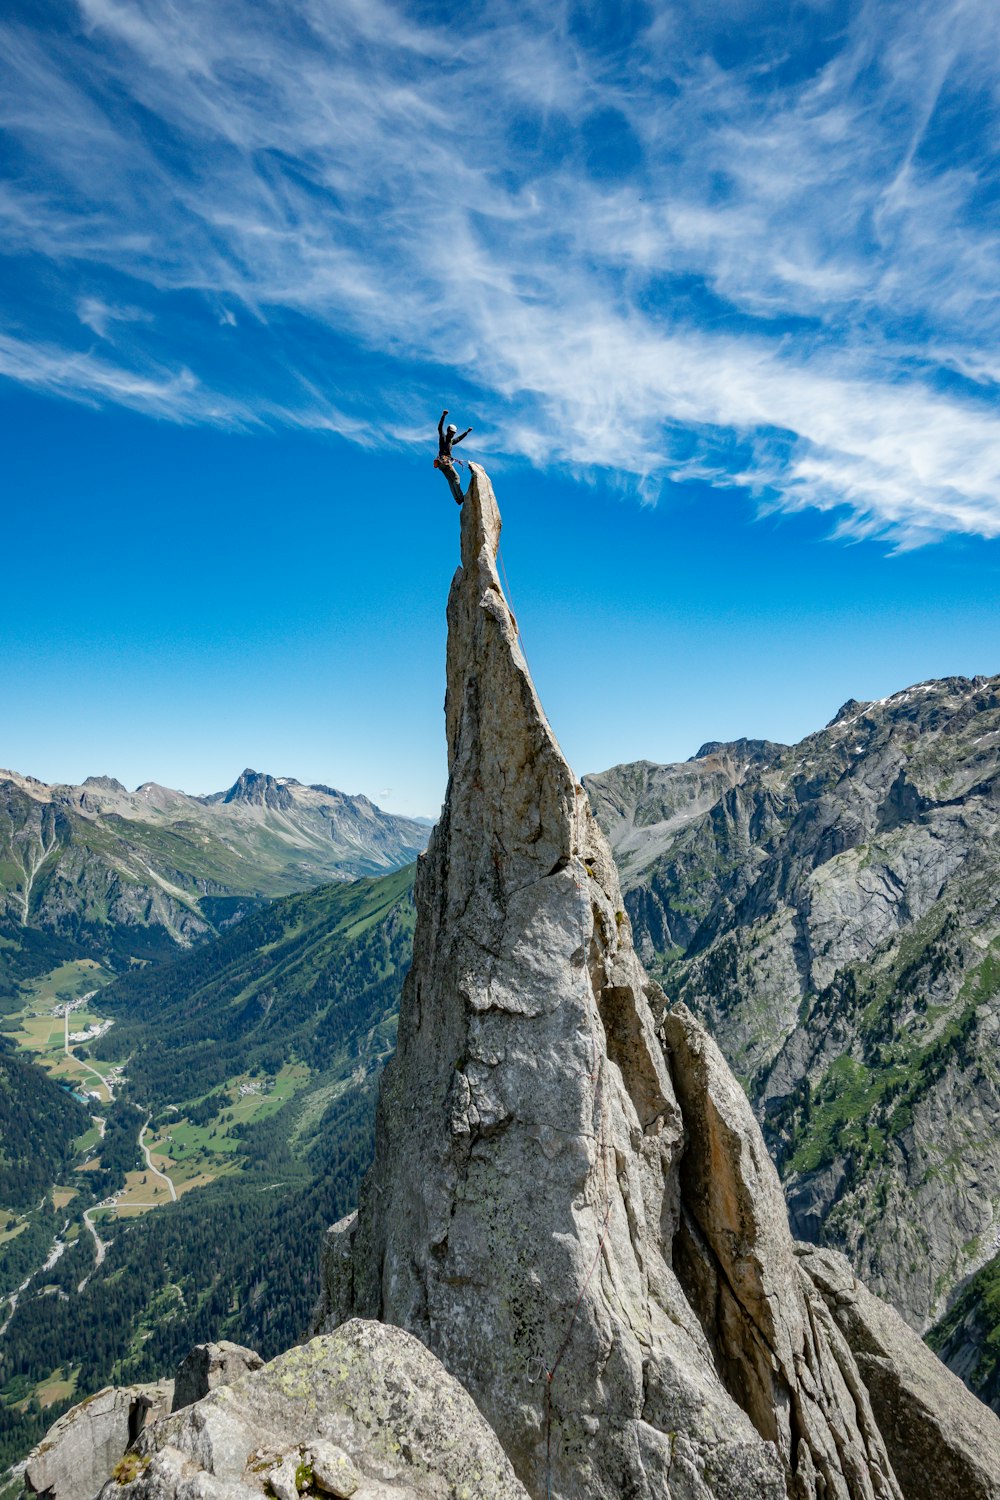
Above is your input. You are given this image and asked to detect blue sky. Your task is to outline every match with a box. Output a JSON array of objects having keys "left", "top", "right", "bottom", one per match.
[{"left": 2, "top": 0, "right": 999, "bottom": 815}]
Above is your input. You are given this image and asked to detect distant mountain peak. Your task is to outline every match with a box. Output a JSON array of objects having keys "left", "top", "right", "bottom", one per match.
[
  {"left": 691, "top": 737, "right": 787, "bottom": 763},
  {"left": 827, "top": 697, "right": 871, "bottom": 726},
  {"left": 310, "top": 783, "right": 373, "bottom": 809},
  {"left": 222, "top": 768, "right": 295, "bottom": 810},
  {"left": 82, "top": 775, "right": 127, "bottom": 793}
]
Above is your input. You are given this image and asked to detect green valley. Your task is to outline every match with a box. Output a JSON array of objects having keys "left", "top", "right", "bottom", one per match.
[{"left": 0, "top": 866, "right": 415, "bottom": 1470}]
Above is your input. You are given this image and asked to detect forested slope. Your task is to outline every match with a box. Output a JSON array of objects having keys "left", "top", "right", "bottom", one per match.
[
  {"left": 0, "top": 1043, "right": 87, "bottom": 1211},
  {"left": 93, "top": 863, "right": 414, "bottom": 1101}
]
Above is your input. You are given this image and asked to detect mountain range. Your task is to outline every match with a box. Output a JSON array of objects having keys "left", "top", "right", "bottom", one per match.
[{"left": 0, "top": 766, "right": 428, "bottom": 976}]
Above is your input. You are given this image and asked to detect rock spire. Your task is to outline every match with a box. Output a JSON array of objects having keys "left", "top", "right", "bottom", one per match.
[{"left": 318, "top": 466, "right": 924, "bottom": 1500}]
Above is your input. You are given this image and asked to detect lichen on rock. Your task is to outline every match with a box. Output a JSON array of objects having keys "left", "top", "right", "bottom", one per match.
[{"left": 97, "top": 1319, "right": 527, "bottom": 1500}]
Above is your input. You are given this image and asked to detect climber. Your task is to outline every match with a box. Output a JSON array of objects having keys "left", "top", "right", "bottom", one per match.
[
  {"left": 434, "top": 409, "right": 472, "bottom": 504},
  {"left": 438, "top": 409, "right": 472, "bottom": 461}
]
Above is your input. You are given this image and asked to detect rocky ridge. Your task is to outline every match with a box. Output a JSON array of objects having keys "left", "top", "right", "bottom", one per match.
[
  {"left": 24, "top": 1380, "right": 173, "bottom": 1499},
  {"left": 119, "top": 1320, "right": 531, "bottom": 1500},
  {"left": 585, "top": 679, "right": 1000, "bottom": 1334},
  {"left": 22, "top": 1328, "right": 529, "bottom": 1500},
  {"left": 314, "top": 466, "right": 1000, "bottom": 1499}
]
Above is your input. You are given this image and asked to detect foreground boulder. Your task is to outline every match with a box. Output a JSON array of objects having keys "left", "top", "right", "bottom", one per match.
[
  {"left": 24, "top": 1381, "right": 172, "bottom": 1500},
  {"left": 315, "top": 465, "right": 982, "bottom": 1499},
  {"left": 98, "top": 1318, "right": 528, "bottom": 1499},
  {"left": 798, "top": 1245, "right": 1000, "bottom": 1500}
]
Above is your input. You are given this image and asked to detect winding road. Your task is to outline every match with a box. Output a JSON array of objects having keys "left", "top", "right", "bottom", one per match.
[
  {"left": 139, "top": 1120, "right": 176, "bottom": 1202},
  {"left": 0, "top": 1006, "right": 179, "bottom": 1328},
  {"left": 79, "top": 1207, "right": 111, "bottom": 1292}
]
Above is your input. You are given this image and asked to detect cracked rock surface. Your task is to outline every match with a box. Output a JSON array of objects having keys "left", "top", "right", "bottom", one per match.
[
  {"left": 797, "top": 1244, "right": 1000, "bottom": 1500},
  {"left": 24, "top": 1380, "right": 173, "bottom": 1499},
  {"left": 172, "top": 1341, "right": 264, "bottom": 1413}
]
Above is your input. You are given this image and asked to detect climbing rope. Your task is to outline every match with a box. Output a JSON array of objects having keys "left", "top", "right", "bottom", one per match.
[{"left": 497, "top": 544, "right": 532, "bottom": 673}]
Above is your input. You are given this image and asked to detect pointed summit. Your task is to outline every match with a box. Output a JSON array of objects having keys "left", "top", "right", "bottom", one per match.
[
  {"left": 222, "top": 768, "right": 295, "bottom": 810},
  {"left": 318, "top": 466, "right": 967, "bottom": 1499},
  {"left": 23, "top": 466, "right": 999, "bottom": 1500}
]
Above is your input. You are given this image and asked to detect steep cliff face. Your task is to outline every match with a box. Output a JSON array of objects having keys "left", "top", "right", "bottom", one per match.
[
  {"left": 317, "top": 465, "right": 947, "bottom": 1500},
  {"left": 586, "top": 681, "right": 1000, "bottom": 1331},
  {"left": 927, "top": 1249, "right": 1000, "bottom": 1411}
]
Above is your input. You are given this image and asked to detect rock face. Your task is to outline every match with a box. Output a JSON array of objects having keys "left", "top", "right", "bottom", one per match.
[
  {"left": 316, "top": 465, "right": 936, "bottom": 1500},
  {"left": 662, "top": 1007, "right": 901, "bottom": 1500},
  {"left": 171, "top": 1340, "right": 264, "bottom": 1412},
  {"left": 24, "top": 1380, "right": 172, "bottom": 1500},
  {"left": 98, "top": 1320, "right": 528, "bottom": 1500},
  {"left": 798, "top": 1245, "right": 1000, "bottom": 1500},
  {"left": 584, "top": 679, "right": 1000, "bottom": 1334}
]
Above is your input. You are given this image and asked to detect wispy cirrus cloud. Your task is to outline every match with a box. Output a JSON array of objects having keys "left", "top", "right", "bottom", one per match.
[
  {"left": 1, "top": 0, "right": 999, "bottom": 543},
  {"left": 77, "top": 296, "right": 150, "bottom": 338}
]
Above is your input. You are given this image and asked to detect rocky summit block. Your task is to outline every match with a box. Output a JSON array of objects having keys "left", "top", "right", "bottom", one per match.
[
  {"left": 171, "top": 1340, "right": 265, "bottom": 1413},
  {"left": 98, "top": 1318, "right": 528, "bottom": 1500},
  {"left": 314, "top": 465, "right": 996, "bottom": 1500}
]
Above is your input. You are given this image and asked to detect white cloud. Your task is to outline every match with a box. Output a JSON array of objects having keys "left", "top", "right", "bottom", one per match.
[
  {"left": 0, "top": 330, "right": 248, "bottom": 424},
  {"left": 1, "top": 0, "right": 999, "bottom": 543},
  {"left": 77, "top": 296, "right": 151, "bottom": 338}
]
